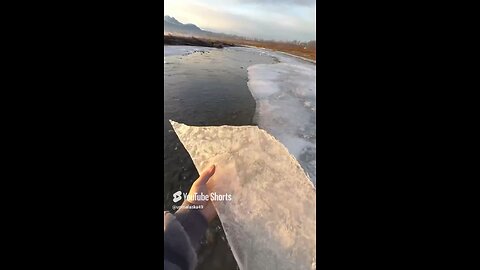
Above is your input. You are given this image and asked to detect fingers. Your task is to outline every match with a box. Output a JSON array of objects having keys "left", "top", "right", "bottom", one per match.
[{"left": 196, "top": 165, "right": 216, "bottom": 185}]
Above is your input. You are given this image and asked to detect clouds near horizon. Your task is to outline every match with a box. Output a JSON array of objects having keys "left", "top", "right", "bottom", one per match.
[{"left": 164, "top": 0, "right": 316, "bottom": 41}]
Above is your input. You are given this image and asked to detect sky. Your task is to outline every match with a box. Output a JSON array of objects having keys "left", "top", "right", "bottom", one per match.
[{"left": 164, "top": 0, "right": 316, "bottom": 42}]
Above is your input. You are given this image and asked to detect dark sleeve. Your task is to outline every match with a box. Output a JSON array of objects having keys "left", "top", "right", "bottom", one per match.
[
  {"left": 164, "top": 202, "right": 209, "bottom": 270},
  {"left": 174, "top": 202, "right": 209, "bottom": 251}
]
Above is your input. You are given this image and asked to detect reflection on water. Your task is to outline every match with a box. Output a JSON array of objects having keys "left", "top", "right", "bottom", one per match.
[{"left": 164, "top": 47, "right": 275, "bottom": 270}]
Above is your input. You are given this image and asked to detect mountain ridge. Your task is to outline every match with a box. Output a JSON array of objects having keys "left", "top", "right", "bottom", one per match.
[
  {"left": 164, "top": 15, "right": 316, "bottom": 45},
  {"left": 164, "top": 16, "right": 204, "bottom": 35}
]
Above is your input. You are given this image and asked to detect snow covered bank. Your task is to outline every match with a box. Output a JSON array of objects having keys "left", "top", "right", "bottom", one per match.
[
  {"left": 247, "top": 51, "right": 316, "bottom": 185},
  {"left": 238, "top": 45, "right": 316, "bottom": 64}
]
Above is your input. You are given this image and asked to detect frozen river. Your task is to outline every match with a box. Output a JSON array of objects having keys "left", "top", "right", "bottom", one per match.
[{"left": 164, "top": 45, "right": 316, "bottom": 269}]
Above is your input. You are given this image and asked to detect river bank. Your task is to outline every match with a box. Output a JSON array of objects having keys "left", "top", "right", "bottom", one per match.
[
  {"left": 164, "top": 35, "right": 316, "bottom": 61},
  {"left": 164, "top": 35, "right": 236, "bottom": 48}
]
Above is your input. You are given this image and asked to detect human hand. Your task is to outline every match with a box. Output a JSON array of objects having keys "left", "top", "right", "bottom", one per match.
[{"left": 186, "top": 165, "right": 217, "bottom": 223}]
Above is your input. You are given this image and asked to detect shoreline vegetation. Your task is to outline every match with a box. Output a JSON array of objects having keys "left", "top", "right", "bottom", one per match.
[
  {"left": 164, "top": 34, "right": 316, "bottom": 61},
  {"left": 164, "top": 35, "right": 235, "bottom": 48}
]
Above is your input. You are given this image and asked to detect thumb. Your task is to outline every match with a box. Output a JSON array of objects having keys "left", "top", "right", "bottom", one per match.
[{"left": 196, "top": 165, "right": 216, "bottom": 185}]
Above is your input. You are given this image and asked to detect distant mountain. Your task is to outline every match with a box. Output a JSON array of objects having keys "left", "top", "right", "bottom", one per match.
[
  {"left": 164, "top": 16, "right": 204, "bottom": 35},
  {"left": 164, "top": 15, "right": 316, "bottom": 45},
  {"left": 164, "top": 16, "right": 181, "bottom": 25},
  {"left": 164, "top": 15, "right": 250, "bottom": 42}
]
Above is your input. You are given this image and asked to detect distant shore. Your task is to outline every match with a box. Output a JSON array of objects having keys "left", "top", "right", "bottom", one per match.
[
  {"left": 164, "top": 35, "right": 316, "bottom": 61},
  {"left": 164, "top": 35, "right": 236, "bottom": 48}
]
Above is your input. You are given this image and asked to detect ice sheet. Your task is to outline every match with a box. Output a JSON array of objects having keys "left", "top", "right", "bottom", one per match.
[
  {"left": 171, "top": 120, "right": 316, "bottom": 270},
  {"left": 246, "top": 56, "right": 316, "bottom": 185},
  {"left": 164, "top": 45, "right": 213, "bottom": 57},
  {"left": 164, "top": 45, "right": 213, "bottom": 63}
]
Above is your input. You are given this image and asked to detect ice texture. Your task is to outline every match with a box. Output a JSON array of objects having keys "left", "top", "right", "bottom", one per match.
[
  {"left": 164, "top": 45, "right": 213, "bottom": 57},
  {"left": 171, "top": 120, "right": 316, "bottom": 270},
  {"left": 246, "top": 53, "right": 316, "bottom": 185},
  {"left": 164, "top": 45, "right": 213, "bottom": 63}
]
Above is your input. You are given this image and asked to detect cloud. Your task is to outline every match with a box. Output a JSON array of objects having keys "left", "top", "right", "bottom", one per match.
[
  {"left": 235, "top": 0, "right": 315, "bottom": 6},
  {"left": 165, "top": 0, "right": 315, "bottom": 41}
]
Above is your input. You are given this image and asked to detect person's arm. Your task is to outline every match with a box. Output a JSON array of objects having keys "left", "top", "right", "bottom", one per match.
[{"left": 164, "top": 165, "right": 217, "bottom": 270}]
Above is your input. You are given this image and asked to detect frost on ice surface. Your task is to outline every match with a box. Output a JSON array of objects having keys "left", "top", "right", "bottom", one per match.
[
  {"left": 171, "top": 120, "right": 316, "bottom": 270},
  {"left": 247, "top": 55, "right": 316, "bottom": 185}
]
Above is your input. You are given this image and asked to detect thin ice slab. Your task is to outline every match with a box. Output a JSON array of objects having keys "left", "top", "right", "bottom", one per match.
[{"left": 171, "top": 120, "right": 316, "bottom": 270}]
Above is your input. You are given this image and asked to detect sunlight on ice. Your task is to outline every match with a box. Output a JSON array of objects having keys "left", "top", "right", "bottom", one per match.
[{"left": 171, "top": 121, "right": 316, "bottom": 270}]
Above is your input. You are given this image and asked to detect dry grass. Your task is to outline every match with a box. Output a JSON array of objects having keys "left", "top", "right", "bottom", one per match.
[
  {"left": 164, "top": 34, "right": 316, "bottom": 61},
  {"left": 164, "top": 35, "right": 235, "bottom": 48},
  {"left": 228, "top": 39, "right": 315, "bottom": 61}
]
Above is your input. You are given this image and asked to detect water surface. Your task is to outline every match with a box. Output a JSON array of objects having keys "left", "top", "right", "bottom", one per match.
[{"left": 164, "top": 46, "right": 276, "bottom": 270}]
